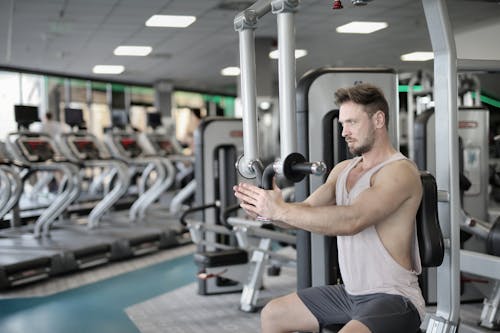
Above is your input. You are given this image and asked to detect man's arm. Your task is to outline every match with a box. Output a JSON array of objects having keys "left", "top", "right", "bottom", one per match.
[
  {"left": 233, "top": 160, "right": 350, "bottom": 228},
  {"left": 236, "top": 160, "right": 422, "bottom": 236}
]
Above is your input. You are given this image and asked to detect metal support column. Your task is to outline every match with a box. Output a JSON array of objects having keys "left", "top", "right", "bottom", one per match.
[{"left": 422, "top": 0, "right": 460, "bottom": 331}]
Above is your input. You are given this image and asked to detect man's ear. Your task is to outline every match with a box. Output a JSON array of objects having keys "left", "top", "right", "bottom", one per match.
[{"left": 374, "top": 110, "right": 385, "bottom": 129}]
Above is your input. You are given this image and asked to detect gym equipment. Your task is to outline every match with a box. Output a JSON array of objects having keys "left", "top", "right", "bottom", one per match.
[
  {"left": 227, "top": 152, "right": 325, "bottom": 312},
  {"left": 104, "top": 131, "right": 175, "bottom": 221},
  {"left": 137, "top": 113, "right": 196, "bottom": 217},
  {"left": 415, "top": 107, "right": 489, "bottom": 221},
  {"left": 103, "top": 120, "right": 182, "bottom": 246},
  {"left": 415, "top": 107, "right": 500, "bottom": 329},
  {"left": 233, "top": 2, "right": 447, "bottom": 333},
  {"left": 0, "top": 114, "right": 113, "bottom": 288},
  {"left": 57, "top": 132, "right": 167, "bottom": 258},
  {"left": 0, "top": 153, "right": 54, "bottom": 289},
  {"left": 420, "top": 0, "right": 500, "bottom": 331},
  {"left": 184, "top": 117, "right": 249, "bottom": 295}
]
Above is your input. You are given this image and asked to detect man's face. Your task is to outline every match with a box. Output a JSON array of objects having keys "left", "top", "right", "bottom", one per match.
[{"left": 339, "top": 101, "right": 376, "bottom": 156}]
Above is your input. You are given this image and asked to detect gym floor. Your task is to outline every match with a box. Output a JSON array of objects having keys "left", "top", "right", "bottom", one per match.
[{"left": 0, "top": 245, "right": 196, "bottom": 333}]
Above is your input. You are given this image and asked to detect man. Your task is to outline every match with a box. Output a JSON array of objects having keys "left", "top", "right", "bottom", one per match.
[
  {"left": 31, "top": 112, "right": 70, "bottom": 137},
  {"left": 233, "top": 83, "right": 424, "bottom": 333}
]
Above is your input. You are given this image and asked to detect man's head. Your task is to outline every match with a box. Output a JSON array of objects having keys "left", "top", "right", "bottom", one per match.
[
  {"left": 45, "top": 112, "right": 53, "bottom": 121},
  {"left": 335, "top": 83, "right": 390, "bottom": 155},
  {"left": 334, "top": 83, "right": 389, "bottom": 129}
]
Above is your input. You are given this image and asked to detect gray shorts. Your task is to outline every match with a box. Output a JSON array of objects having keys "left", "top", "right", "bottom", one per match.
[{"left": 297, "top": 285, "right": 421, "bottom": 333}]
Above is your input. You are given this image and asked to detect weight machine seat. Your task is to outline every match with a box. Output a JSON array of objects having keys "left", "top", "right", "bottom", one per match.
[
  {"left": 194, "top": 249, "right": 248, "bottom": 268},
  {"left": 487, "top": 219, "right": 500, "bottom": 256},
  {"left": 417, "top": 171, "right": 445, "bottom": 268}
]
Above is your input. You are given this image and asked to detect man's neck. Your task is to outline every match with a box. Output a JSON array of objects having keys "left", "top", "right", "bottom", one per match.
[{"left": 359, "top": 142, "right": 397, "bottom": 170}]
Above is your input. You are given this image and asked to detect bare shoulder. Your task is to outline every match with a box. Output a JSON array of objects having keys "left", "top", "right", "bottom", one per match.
[{"left": 373, "top": 158, "right": 422, "bottom": 197}]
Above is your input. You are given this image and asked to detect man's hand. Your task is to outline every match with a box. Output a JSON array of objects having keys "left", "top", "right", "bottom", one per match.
[{"left": 233, "top": 181, "right": 284, "bottom": 221}]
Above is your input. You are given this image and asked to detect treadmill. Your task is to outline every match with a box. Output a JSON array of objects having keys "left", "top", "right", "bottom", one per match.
[
  {"left": 56, "top": 108, "right": 175, "bottom": 252},
  {"left": 102, "top": 111, "right": 181, "bottom": 246},
  {"left": 0, "top": 107, "right": 113, "bottom": 282},
  {"left": 136, "top": 112, "right": 195, "bottom": 225},
  {"left": 0, "top": 159, "right": 55, "bottom": 289}
]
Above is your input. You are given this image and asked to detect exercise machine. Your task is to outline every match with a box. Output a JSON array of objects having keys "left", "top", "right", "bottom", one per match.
[{"left": 184, "top": 117, "right": 250, "bottom": 295}]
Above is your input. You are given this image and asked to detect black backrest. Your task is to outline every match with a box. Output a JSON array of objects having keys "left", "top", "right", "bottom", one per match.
[{"left": 417, "top": 172, "right": 445, "bottom": 267}]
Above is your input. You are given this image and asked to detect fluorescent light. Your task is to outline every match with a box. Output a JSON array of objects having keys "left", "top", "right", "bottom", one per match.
[
  {"left": 221, "top": 67, "right": 240, "bottom": 76},
  {"left": 114, "top": 46, "right": 152, "bottom": 56},
  {"left": 336, "top": 21, "right": 388, "bottom": 34},
  {"left": 145, "top": 15, "right": 196, "bottom": 28},
  {"left": 269, "top": 49, "right": 308, "bottom": 60},
  {"left": 259, "top": 101, "right": 271, "bottom": 110},
  {"left": 92, "top": 65, "right": 125, "bottom": 74},
  {"left": 401, "top": 52, "right": 434, "bottom": 61}
]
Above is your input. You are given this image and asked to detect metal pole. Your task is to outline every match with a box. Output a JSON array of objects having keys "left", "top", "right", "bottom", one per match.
[
  {"left": 272, "top": 0, "right": 299, "bottom": 173},
  {"left": 18, "top": 73, "right": 23, "bottom": 104},
  {"left": 234, "top": 1, "right": 272, "bottom": 178},
  {"left": 238, "top": 28, "right": 259, "bottom": 177},
  {"left": 407, "top": 75, "right": 418, "bottom": 161},
  {"left": 5, "top": 0, "right": 15, "bottom": 63},
  {"left": 422, "top": 0, "right": 460, "bottom": 331}
]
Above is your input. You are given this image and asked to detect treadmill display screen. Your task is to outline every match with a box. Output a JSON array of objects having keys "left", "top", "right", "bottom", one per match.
[
  {"left": 73, "top": 139, "right": 97, "bottom": 153},
  {"left": 120, "top": 137, "right": 142, "bottom": 157},
  {"left": 22, "top": 140, "right": 54, "bottom": 161},
  {"left": 156, "top": 139, "right": 174, "bottom": 154}
]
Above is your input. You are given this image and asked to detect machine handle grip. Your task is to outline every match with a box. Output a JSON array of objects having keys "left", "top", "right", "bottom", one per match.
[{"left": 180, "top": 201, "right": 220, "bottom": 226}]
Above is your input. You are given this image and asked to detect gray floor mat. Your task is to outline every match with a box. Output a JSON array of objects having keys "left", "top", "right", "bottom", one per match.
[{"left": 126, "top": 266, "right": 296, "bottom": 333}]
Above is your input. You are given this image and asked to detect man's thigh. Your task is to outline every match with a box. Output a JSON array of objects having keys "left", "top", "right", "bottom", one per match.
[
  {"left": 297, "top": 285, "right": 352, "bottom": 330},
  {"left": 352, "top": 293, "right": 421, "bottom": 333},
  {"left": 263, "top": 292, "right": 320, "bottom": 332}
]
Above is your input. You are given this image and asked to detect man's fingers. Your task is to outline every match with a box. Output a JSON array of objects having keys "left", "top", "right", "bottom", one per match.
[
  {"left": 234, "top": 191, "right": 256, "bottom": 205},
  {"left": 240, "top": 202, "right": 258, "bottom": 215}
]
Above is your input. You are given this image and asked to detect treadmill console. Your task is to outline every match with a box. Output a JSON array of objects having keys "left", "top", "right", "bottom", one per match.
[
  {"left": 69, "top": 137, "right": 101, "bottom": 160},
  {"left": 119, "top": 136, "right": 142, "bottom": 158},
  {"left": 18, "top": 137, "right": 55, "bottom": 162},
  {"left": 154, "top": 138, "right": 175, "bottom": 155}
]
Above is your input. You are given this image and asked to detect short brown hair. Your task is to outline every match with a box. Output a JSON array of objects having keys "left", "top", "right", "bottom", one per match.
[{"left": 334, "top": 83, "right": 389, "bottom": 128}]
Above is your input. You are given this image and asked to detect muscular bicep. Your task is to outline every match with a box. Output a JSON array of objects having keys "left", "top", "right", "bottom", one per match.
[{"left": 349, "top": 161, "right": 422, "bottom": 232}]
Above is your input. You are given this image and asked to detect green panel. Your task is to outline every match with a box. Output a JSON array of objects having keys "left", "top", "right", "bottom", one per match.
[
  {"left": 91, "top": 82, "right": 107, "bottom": 91},
  {"left": 222, "top": 97, "right": 235, "bottom": 117},
  {"left": 472, "top": 92, "right": 500, "bottom": 108},
  {"left": 130, "top": 86, "right": 154, "bottom": 95},
  {"left": 398, "top": 85, "right": 423, "bottom": 93}
]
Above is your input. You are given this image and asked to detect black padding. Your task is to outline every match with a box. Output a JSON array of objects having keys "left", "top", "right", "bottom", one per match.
[
  {"left": 487, "top": 219, "right": 500, "bottom": 256},
  {"left": 194, "top": 249, "right": 248, "bottom": 267},
  {"left": 417, "top": 172, "right": 445, "bottom": 268}
]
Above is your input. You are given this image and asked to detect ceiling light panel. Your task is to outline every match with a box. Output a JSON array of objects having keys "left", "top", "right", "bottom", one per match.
[
  {"left": 114, "top": 46, "right": 152, "bottom": 56},
  {"left": 145, "top": 15, "right": 196, "bottom": 28},
  {"left": 400, "top": 52, "right": 434, "bottom": 61},
  {"left": 92, "top": 65, "right": 125, "bottom": 74},
  {"left": 221, "top": 67, "right": 240, "bottom": 76},
  {"left": 269, "top": 49, "right": 308, "bottom": 59},
  {"left": 336, "top": 21, "right": 388, "bottom": 34}
]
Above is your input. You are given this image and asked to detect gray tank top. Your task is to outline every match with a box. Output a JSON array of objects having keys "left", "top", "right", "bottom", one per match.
[{"left": 335, "top": 152, "right": 426, "bottom": 319}]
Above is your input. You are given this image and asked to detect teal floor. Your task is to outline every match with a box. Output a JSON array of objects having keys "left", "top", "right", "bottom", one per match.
[{"left": 0, "top": 254, "right": 197, "bottom": 333}]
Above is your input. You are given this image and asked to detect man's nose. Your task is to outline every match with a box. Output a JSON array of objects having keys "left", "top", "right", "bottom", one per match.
[{"left": 341, "top": 126, "right": 349, "bottom": 137}]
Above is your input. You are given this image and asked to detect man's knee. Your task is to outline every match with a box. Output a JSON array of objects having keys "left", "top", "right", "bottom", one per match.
[{"left": 261, "top": 298, "right": 282, "bottom": 324}]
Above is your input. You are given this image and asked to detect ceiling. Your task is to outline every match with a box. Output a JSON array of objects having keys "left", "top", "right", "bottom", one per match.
[{"left": 1, "top": 0, "right": 500, "bottom": 94}]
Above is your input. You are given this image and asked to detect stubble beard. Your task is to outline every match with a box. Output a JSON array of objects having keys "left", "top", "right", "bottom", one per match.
[{"left": 348, "top": 127, "right": 376, "bottom": 156}]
